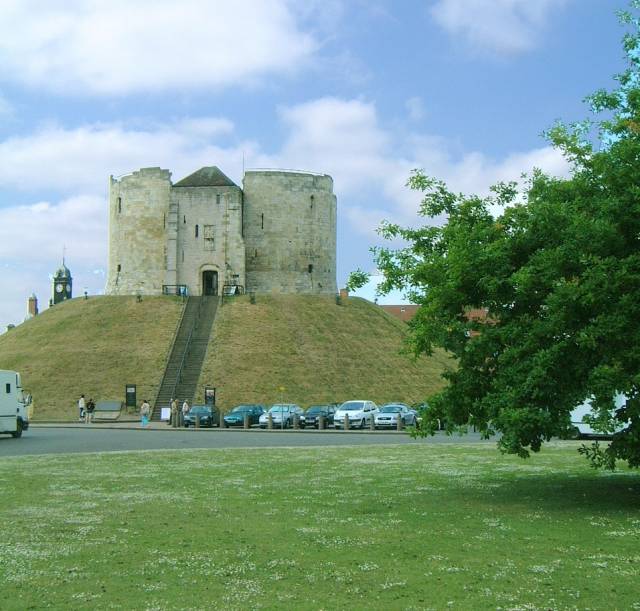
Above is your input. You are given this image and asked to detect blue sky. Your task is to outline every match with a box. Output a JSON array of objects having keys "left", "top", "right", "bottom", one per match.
[{"left": 0, "top": 0, "right": 631, "bottom": 330}]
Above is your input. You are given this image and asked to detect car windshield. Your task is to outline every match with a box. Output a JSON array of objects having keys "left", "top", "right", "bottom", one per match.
[
  {"left": 190, "top": 407, "right": 210, "bottom": 414},
  {"left": 269, "top": 405, "right": 290, "bottom": 414},
  {"left": 340, "top": 402, "right": 365, "bottom": 411},
  {"left": 232, "top": 406, "right": 255, "bottom": 413},
  {"left": 380, "top": 405, "right": 402, "bottom": 413},
  {"left": 306, "top": 406, "right": 327, "bottom": 414}
]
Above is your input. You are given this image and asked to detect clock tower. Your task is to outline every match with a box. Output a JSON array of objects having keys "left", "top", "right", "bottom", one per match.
[{"left": 52, "top": 260, "right": 73, "bottom": 305}]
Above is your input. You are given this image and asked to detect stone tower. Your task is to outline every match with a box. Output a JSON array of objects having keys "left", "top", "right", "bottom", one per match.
[
  {"left": 105, "top": 167, "right": 172, "bottom": 295},
  {"left": 243, "top": 170, "right": 337, "bottom": 295}
]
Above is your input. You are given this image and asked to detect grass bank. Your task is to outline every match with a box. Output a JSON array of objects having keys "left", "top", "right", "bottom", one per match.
[
  {"left": 198, "top": 295, "right": 451, "bottom": 410},
  {"left": 1, "top": 442, "right": 638, "bottom": 609},
  {"left": 0, "top": 296, "right": 183, "bottom": 419}
]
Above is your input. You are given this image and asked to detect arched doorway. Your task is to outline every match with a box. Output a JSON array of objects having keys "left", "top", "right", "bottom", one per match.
[{"left": 202, "top": 270, "right": 218, "bottom": 296}]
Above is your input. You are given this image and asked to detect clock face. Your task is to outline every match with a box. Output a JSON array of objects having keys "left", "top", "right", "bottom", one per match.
[
  {"left": 55, "top": 284, "right": 63, "bottom": 293},
  {"left": 65, "top": 285, "right": 71, "bottom": 293}
]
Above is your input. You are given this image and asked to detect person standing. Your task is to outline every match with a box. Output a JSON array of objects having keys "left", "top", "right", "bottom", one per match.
[
  {"left": 140, "top": 399, "right": 151, "bottom": 428},
  {"left": 85, "top": 398, "right": 96, "bottom": 424},
  {"left": 78, "top": 394, "right": 86, "bottom": 422},
  {"left": 181, "top": 399, "right": 190, "bottom": 427},
  {"left": 170, "top": 398, "right": 178, "bottom": 426}
]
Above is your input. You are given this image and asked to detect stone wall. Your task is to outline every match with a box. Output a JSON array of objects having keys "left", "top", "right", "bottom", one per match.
[
  {"left": 173, "top": 185, "right": 245, "bottom": 295},
  {"left": 243, "top": 171, "right": 337, "bottom": 295},
  {"left": 105, "top": 168, "right": 172, "bottom": 295}
]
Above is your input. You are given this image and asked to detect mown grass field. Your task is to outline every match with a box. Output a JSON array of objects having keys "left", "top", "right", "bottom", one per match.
[
  {"left": 1, "top": 442, "right": 638, "bottom": 610},
  {"left": 198, "top": 295, "right": 451, "bottom": 410}
]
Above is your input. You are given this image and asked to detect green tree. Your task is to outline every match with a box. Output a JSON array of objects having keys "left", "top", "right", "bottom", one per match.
[{"left": 373, "top": 5, "right": 640, "bottom": 469}]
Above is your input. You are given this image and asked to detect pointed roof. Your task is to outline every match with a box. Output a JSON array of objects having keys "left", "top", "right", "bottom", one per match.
[{"left": 173, "top": 166, "right": 237, "bottom": 188}]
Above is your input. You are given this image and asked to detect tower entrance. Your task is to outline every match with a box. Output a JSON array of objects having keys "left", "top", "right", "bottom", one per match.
[{"left": 202, "top": 270, "right": 218, "bottom": 296}]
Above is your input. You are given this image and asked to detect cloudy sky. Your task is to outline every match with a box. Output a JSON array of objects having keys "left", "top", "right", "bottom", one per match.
[{"left": 0, "top": 0, "right": 630, "bottom": 331}]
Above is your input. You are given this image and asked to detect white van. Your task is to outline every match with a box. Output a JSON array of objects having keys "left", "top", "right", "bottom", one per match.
[
  {"left": 570, "top": 393, "right": 629, "bottom": 439},
  {"left": 0, "top": 370, "right": 31, "bottom": 438}
]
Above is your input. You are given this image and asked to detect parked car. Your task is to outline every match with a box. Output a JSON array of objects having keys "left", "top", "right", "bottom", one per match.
[
  {"left": 183, "top": 405, "right": 219, "bottom": 428},
  {"left": 374, "top": 403, "right": 418, "bottom": 429},
  {"left": 304, "top": 404, "right": 337, "bottom": 428},
  {"left": 569, "top": 393, "right": 630, "bottom": 439},
  {"left": 223, "top": 404, "right": 265, "bottom": 428},
  {"left": 334, "top": 400, "right": 378, "bottom": 429},
  {"left": 259, "top": 404, "right": 305, "bottom": 428}
]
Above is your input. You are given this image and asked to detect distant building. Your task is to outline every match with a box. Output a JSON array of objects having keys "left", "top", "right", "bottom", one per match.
[
  {"left": 26, "top": 294, "right": 38, "bottom": 319},
  {"left": 381, "top": 305, "right": 419, "bottom": 322},
  {"left": 51, "top": 260, "right": 73, "bottom": 306},
  {"left": 105, "top": 166, "right": 338, "bottom": 297}
]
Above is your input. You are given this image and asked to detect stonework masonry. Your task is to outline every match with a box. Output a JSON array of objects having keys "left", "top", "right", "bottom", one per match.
[{"left": 105, "top": 166, "right": 337, "bottom": 297}]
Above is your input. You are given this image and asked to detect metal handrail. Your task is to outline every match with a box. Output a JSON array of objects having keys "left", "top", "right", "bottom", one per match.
[
  {"left": 152, "top": 295, "right": 190, "bottom": 414},
  {"left": 171, "top": 295, "right": 209, "bottom": 402}
]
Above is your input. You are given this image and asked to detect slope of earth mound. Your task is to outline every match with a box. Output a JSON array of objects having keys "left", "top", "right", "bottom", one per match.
[
  {"left": 0, "top": 296, "right": 183, "bottom": 420},
  {"left": 196, "top": 295, "right": 450, "bottom": 409}
]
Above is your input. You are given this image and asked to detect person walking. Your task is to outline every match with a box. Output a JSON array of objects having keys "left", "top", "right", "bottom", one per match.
[
  {"left": 78, "top": 394, "right": 86, "bottom": 422},
  {"left": 85, "top": 398, "right": 96, "bottom": 424},
  {"left": 140, "top": 399, "right": 151, "bottom": 428}
]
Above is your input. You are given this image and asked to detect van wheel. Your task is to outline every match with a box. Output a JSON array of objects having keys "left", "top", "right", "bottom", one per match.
[{"left": 11, "top": 419, "right": 23, "bottom": 438}]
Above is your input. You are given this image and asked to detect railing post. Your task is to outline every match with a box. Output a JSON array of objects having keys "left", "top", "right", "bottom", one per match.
[
  {"left": 220, "top": 411, "right": 225, "bottom": 428},
  {"left": 293, "top": 414, "right": 299, "bottom": 429},
  {"left": 244, "top": 414, "right": 250, "bottom": 429},
  {"left": 370, "top": 415, "right": 375, "bottom": 431},
  {"left": 268, "top": 413, "right": 273, "bottom": 429},
  {"left": 195, "top": 414, "right": 200, "bottom": 429},
  {"left": 397, "top": 414, "right": 403, "bottom": 431},
  {"left": 345, "top": 415, "right": 350, "bottom": 431},
  {"left": 318, "top": 414, "right": 325, "bottom": 430}
]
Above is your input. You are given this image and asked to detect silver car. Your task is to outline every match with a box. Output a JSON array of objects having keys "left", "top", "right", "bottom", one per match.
[
  {"left": 259, "top": 404, "right": 305, "bottom": 429},
  {"left": 374, "top": 403, "right": 417, "bottom": 429}
]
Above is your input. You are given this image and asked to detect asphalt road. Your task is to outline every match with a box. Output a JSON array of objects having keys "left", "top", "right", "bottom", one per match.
[{"left": 0, "top": 425, "right": 492, "bottom": 457}]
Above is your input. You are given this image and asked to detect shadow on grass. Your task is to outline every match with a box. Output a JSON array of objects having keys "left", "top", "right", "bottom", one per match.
[{"left": 461, "top": 472, "right": 640, "bottom": 513}]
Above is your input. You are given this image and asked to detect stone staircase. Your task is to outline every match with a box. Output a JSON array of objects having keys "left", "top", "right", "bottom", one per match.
[{"left": 152, "top": 296, "right": 218, "bottom": 420}]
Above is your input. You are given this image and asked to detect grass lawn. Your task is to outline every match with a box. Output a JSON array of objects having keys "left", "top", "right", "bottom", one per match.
[{"left": 1, "top": 442, "right": 639, "bottom": 610}]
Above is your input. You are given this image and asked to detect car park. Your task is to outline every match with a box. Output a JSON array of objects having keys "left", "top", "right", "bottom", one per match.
[
  {"left": 183, "top": 405, "right": 219, "bottom": 428},
  {"left": 304, "top": 404, "right": 337, "bottom": 428},
  {"left": 259, "top": 404, "right": 305, "bottom": 428},
  {"left": 333, "top": 400, "right": 378, "bottom": 429},
  {"left": 374, "top": 403, "right": 418, "bottom": 429},
  {"left": 223, "top": 404, "right": 265, "bottom": 428}
]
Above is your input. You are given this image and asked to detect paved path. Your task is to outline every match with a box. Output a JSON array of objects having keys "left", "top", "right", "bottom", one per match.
[{"left": 0, "top": 423, "right": 492, "bottom": 456}]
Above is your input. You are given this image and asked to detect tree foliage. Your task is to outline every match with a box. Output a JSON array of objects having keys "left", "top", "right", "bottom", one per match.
[{"left": 373, "top": 5, "right": 640, "bottom": 469}]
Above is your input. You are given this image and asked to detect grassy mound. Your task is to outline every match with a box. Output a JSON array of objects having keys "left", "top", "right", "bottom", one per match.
[
  {"left": 197, "top": 295, "right": 450, "bottom": 409},
  {"left": 0, "top": 294, "right": 450, "bottom": 419},
  {"left": 0, "top": 296, "right": 183, "bottom": 420}
]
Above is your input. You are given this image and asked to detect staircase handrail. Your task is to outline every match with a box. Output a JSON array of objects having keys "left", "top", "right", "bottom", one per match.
[
  {"left": 171, "top": 324, "right": 195, "bottom": 404},
  {"left": 152, "top": 296, "right": 190, "bottom": 414}
]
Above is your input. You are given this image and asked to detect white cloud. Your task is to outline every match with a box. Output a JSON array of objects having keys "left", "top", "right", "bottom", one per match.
[
  {"left": 257, "top": 96, "right": 569, "bottom": 237},
  {"left": 0, "top": 194, "right": 106, "bottom": 267},
  {"left": 430, "top": 0, "right": 568, "bottom": 54},
  {"left": 0, "top": 119, "right": 252, "bottom": 194},
  {"left": 0, "top": 0, "right": 317, "bottom": 94}
]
